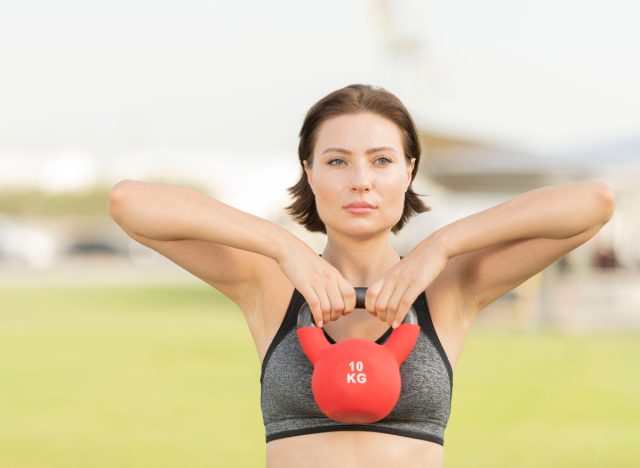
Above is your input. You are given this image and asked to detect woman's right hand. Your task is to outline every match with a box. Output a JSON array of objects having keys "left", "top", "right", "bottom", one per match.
[{"left": 276, "top": 240, "right": 356, "bottom": 328}]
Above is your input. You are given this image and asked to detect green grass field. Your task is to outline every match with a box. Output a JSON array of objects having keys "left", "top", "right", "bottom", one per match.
[{"left": 1, "top": 284, "right": 638, "bottom": 467}]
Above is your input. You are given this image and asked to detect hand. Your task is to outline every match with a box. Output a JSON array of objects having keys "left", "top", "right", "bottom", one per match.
[
  {"left": 364, "top": 238, "right": 450, "bottom": 328},
  {"left": 276, "top": 239, "right": 356, "bottom": 328}
]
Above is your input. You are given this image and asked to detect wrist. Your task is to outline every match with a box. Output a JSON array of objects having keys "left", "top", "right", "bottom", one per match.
[
  {"left": 421, "top": 228, "right": 452, "bottom": 260},
  {"left": 275, "top": 228, "right": 307, "bottom": 263}
]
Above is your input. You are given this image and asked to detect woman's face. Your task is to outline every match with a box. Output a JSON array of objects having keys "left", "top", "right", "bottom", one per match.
[{"left": 304, "top": 112, "right": 415, "bottom": 237}]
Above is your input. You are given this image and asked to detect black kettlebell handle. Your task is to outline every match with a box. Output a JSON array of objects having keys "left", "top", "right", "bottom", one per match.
[{"left": 297, "top": 286, "right": 418, "bottom": 328}]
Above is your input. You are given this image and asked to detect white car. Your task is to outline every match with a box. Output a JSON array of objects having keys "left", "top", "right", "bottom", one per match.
[{"left": 0, "top": 214, "right": 59, "bottom": 270}]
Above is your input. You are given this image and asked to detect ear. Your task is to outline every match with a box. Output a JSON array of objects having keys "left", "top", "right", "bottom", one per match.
[
  {"left": 406, "top": 158, "right": 416, "bottom": 189},
  {"left": 303, "top": 160, "right": 314, "bottom": 192}
]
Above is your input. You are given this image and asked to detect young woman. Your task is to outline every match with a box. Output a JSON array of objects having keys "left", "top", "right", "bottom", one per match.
[{"left": 109, "top": 84, "right": 615, "bottom": 468}]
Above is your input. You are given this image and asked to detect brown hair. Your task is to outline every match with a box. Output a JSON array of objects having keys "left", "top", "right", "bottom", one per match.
[{"left": 285, "top": 83, "right": 431, "bottom": 235}]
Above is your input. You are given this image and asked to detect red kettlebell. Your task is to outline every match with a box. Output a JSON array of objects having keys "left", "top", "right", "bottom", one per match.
[{"left": 296, "top": 287, "right": 420, "bottom": 424}]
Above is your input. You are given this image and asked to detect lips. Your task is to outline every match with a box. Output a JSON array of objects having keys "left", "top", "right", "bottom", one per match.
[{"left": 344, "top": 201, "right": 376, "bottom": 209}]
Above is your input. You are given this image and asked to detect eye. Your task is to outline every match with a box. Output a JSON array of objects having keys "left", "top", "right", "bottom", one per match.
[{"left": 327, "top": 157, "right": 392, "bottom": 166}]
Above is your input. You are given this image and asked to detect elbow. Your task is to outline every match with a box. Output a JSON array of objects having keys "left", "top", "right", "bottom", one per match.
[
  {"left": 590, "top": 181, "right": 616, "bottom": 224},
  {"left": 108, "top": 179, "right": 138, "bottom": 222}
]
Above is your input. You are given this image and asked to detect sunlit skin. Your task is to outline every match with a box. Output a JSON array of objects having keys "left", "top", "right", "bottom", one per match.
[{"left": 303, "top": 112, "right": 416, "bottom": 322}]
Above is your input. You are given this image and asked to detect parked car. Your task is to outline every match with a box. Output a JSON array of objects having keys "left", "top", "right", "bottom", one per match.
[{"left": 0, "top": 214, "right": 59, "bottom": 270}]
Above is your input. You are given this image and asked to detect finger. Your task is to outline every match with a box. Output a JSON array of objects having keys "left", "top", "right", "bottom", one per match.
[
  {"left": 300, "top": 286, "right": 324, "bottom": 328},
  {"left": 338, "top": 277, "right": 357, "bottom": 316},
  {"left": 374, "top": 278, "right": 397, "bottom": 325},
  {"left": 327, "top": 275, "right": 346, "bottom": 322},
  {"left": 314, "top": 282, "right": 332, "bottom": 326},
  {"left": 387, "top": 282, "right": 412, "bottom": 328},
  {"left": 365, "top": 283, "right": 381, "bottom": 317}
]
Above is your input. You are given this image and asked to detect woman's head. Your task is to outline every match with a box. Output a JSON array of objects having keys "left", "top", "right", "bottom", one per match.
[{"left": 285, "top": 83, "right": 431, "bottom": 237}]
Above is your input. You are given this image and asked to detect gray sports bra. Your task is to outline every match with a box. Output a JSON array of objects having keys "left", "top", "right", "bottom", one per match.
[{"left": 259, "top": 256, "right": 454, "bottom": 446}]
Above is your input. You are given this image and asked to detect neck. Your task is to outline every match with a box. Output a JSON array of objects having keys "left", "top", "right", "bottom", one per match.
[{"left": 321, "top": 242, "right": 400, "bottom": 287}]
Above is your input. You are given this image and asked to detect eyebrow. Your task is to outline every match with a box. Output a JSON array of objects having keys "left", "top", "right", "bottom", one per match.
[{"left": 321, "top": 146, "right": 397, "bottom": 155}]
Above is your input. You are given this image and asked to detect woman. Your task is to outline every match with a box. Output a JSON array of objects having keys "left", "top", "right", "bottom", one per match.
[{"left": 108, "top": 84, "right": 615, "bottom": 468}]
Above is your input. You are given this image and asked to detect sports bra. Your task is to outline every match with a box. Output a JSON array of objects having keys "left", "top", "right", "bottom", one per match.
[{"left": 259, "top": 255, "right": 454, "bottom": 446}]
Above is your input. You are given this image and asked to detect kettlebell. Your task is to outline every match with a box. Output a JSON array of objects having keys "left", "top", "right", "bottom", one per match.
[{"left": 296, "top": 287, "right": 420, "bottom": 424}]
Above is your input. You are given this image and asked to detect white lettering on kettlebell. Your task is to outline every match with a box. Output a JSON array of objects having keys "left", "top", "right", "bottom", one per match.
[
  {"left": 347, "top": 360, "right": 367, "bottom": 384},
  {"left": 348, "top": 361, "right": 364, "bottom": 372}
]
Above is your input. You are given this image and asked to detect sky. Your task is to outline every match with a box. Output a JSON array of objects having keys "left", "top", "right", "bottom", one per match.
[
  {"left": 0, "top": 0, "right": 638, "bottom": 217},
  {"left": 418, "top": 0, "right": 640, "bottom": 151},
  {"left": 1, "top": 0, "right": 638, "bottom": 155}
]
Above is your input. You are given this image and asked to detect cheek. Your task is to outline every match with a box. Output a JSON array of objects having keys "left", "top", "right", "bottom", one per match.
[
  {"left": 381, "top": 179, "right": 406, "bottom": 201},
  {"left": 315, "top": 183, "right": 340, "bottom": 202},
  {"left": 313, "top": 183, "right": 341, "bottom": 216},
  {"left": 381, "top": 185, "right": 408, "bottom": 216}
]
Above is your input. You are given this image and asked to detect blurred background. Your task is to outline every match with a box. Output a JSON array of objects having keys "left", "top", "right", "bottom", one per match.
[{"left": 1, "top": 1, "right": 638, "bottom": 467}]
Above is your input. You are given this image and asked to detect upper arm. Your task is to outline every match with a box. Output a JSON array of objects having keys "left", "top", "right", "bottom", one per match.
[
  {"left": 108, "top": 179, "right": 279, "bottom": 309},
  {"left": 446, "top": 183, "right": 615, "bottom": 321},
  {"left": 115, "top": 223, "right": 277, "bottom": 310},
  {"left": 452, "top": 221, "right": 607, "bottom": 322}
]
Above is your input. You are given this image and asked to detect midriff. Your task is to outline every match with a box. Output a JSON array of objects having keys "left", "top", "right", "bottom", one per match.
[{"left": 266, "top": 430, "right": 444, "bottom": 468}]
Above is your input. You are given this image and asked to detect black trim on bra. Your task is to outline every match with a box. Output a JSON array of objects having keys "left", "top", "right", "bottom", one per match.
[
  {"left": 419, "top": 291, "right": 454, "bottom": 392},
  {"left": 260, "top": 286, "right": 302, "bottom": 385},
  {"left": 266, "top": 425, "right": 444, "bottom": 446}
]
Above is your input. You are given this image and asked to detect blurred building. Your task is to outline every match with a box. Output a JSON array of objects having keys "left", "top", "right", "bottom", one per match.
[{"left": 409, "top": 130, "right": 639, "bottom": 330}]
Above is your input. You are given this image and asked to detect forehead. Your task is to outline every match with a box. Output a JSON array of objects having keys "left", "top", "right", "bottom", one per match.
[{"left": 314, "top": 113, "right": 402, "bottom": 152}]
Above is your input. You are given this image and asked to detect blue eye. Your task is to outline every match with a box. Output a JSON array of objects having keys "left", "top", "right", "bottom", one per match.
[{"left": 328, "top": 157, "right": 391, "bottom": 166}]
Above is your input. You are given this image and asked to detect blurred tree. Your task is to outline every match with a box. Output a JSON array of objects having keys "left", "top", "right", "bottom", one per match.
[{"left": 0, "top": 179, "right": 214, "bottom": 216}]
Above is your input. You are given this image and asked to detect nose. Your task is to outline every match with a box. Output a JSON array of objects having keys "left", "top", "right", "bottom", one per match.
[{"left": 350, "top": 162, "right": 373, "bottom": 192}]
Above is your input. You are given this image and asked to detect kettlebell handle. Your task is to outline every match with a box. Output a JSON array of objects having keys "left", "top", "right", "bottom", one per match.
[{"left": 297, "top": 287, "right": 418, "bottom": 328}]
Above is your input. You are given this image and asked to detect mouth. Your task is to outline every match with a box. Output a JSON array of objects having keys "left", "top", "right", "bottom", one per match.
[
  {"left": 344, "top": 206, "right": 376, "bottom": 214},
  {"left": 343, "top": 201, "right": 376, "bottom": 209}
]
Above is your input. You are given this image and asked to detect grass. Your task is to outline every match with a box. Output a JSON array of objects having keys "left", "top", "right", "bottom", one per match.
[{"left": 0, "top": 284, "right": 638, "bottom": 467}]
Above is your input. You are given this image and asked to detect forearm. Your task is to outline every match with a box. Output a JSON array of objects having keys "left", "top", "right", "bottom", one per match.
[
  {"left": 429, "top": 181, "right": 615, "bottom": 259},
  {"left": 108, "top": 180, "right": 295, "bottom": 262}
]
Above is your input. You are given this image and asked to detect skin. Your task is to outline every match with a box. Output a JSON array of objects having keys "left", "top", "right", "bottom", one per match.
[{"left": 302, "top": 111, "right": 416, "bottom": 320}]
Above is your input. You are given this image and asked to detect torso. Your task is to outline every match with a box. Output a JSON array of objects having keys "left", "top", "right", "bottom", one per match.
[{"left": 238, "top": 260, "right": 474, "bottom": 468}]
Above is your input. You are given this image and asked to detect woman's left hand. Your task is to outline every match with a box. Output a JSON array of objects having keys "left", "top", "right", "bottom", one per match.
[{"left": 364, "top": 237, "right": 450, "bottom": 328}]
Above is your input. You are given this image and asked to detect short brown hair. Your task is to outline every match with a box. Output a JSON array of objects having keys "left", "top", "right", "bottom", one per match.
[{"left": 285, "top": 83, "right": 431, "bottom": 235}]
